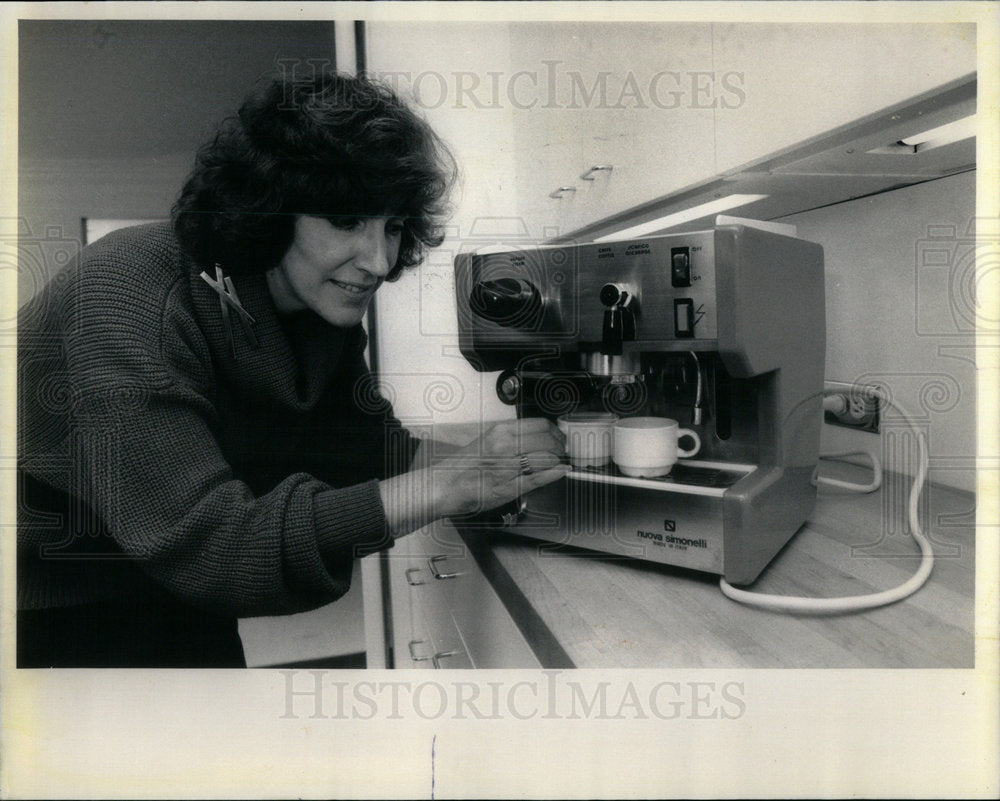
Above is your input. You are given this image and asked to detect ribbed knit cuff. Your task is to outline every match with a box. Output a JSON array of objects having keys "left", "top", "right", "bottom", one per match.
[{"left": 313, "top": 480, "right": 394, "bottom": 562}]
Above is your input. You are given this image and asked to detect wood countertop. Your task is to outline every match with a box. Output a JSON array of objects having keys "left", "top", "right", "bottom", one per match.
[{"left": 456, "top": 465, "right": 976, "bottom": 668}]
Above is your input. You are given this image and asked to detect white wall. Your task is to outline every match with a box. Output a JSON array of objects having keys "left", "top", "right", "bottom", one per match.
[
  {"left": 368, "top": 22, "right": 522, "bottom": 435},
  {"left": 782, "top": 170, "right": 978, "bottom": 493}
]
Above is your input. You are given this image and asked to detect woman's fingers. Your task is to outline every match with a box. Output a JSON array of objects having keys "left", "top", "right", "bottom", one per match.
[
  {"left": 457, "top": 451, "right": 561, "bottom": 480},
  {"left": 505, "top": 451, "right": 568, "bottom": 501},
  {"left": 519, "top": 418, "right": 565, "bottom": 447},
  {"left": 505, "top": 417, "right": 551, "bottom": 433},
  {"left": 505, "top": 431, "right": 562, "bottom": 457},
  {"left": 480, "top": 418, "right": 565, "bottom": 456},
  {"left": 429, "top": 448, "right": 569, "bottom": 518},
  {"left": 516, "top": 450, "right": 562, "bottom": 474},
  {"left": 515, "top": 463, "right": 572, "bottom": 496}
]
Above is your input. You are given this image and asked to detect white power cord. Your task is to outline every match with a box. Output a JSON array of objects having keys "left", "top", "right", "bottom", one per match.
[
  {"left": 719, "top": 389, "right": 934, "bottom": 614},
  {"left": 812, "top": 449, "right": 882, "bottom": 493},
  {"left": 811, "top": 395, "right": 882, "bottom": 493}
]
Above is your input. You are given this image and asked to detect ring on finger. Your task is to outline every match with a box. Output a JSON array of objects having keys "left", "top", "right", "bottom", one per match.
[{"left": 518, "top": 454, "right": 533, "bottom": 475}]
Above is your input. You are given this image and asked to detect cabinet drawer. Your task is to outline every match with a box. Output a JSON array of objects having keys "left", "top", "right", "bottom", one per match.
[
  {"left": 408, "top": 551, "right": 473, "bottom": 668},
  {"left": 390, "top": 531, "right": 473, "bottom": 669},
  {"left": 417, "top": 604, "right": 473, "bottom": 670},
  {"left": 388, "top": 542, "right": 435, "bottom": 670},
  {"left": 389, "top": 523, "right": 541, "bottom": 669}
]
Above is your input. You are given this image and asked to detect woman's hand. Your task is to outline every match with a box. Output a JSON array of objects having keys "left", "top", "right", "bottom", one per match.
[
  {"left": 379, "top": 418, "right": 569, "bottom": 537},
  {"left": 451, "top": 417, "right": 565, "bottom": 460}
]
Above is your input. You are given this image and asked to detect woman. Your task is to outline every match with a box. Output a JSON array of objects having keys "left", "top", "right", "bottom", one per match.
[{"left": 17, "top": 70, "right": 567, "bottom": 668}]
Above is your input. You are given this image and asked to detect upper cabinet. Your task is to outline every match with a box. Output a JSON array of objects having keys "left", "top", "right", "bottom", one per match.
[
  {"left": 709, "top": 23, "right": 977, "bottom": 174},
  {"left": 504, "top": 22, "right": 719, "bottom": 237},
  {"left": 508, "top": 22, "right": 977, "bottom": 238},
  {"left": 368, "top": 21, "right": 975, "bottom": 241}
]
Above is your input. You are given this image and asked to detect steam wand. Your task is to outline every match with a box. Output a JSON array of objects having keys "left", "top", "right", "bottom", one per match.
[{"left": 689, "top": 351, "right": 705, "bottom": 426}]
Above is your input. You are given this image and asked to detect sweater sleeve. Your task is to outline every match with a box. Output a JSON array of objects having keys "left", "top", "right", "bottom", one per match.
[
  {"left": 57, "top": 278, "right": 393, "bottom": 618},
  {"left": 341, "top": 326, "right": 422, "bottom": 482}
]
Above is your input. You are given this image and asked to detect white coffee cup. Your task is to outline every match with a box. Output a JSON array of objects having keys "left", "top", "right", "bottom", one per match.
[
  {"left": 557, "top": 412, "right": 618, "bottom": 468},
  {"left": 613, "top": 417, "right": 701, "bottom": 478}
]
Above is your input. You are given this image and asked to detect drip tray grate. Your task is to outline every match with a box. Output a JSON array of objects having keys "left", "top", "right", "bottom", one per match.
[{"left": 572, "top": 461, "right": 749, "bottom": 489}]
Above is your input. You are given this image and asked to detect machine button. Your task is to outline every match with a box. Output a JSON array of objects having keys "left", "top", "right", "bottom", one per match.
[
  {"left": 671, "top": 247, "right": 691, "bottom": 287},
  {"left": 674, "top": 298, "right": 695, "bottom": 338}
]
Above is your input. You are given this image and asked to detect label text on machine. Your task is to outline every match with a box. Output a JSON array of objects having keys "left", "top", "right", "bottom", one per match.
[{"left": 636, "top": 530, "right": 708, "bottom": 549}]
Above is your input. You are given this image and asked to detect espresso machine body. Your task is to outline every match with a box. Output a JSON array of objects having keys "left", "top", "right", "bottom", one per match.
[{"left": 454, "top": 225, "right": 825, "bottom": 585}]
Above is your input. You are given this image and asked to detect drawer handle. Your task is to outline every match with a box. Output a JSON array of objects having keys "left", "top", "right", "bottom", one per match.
[
  {"left": 548, "top": 185, "right": 576, "bottom": 199},
  {"left": 432, "top": 650, "right": 462, "bottom": 669},
  {"left": 428, "top": 555, "right": 464, "bottom": 580},
  {"left": 405, "top": 567, "right": 425, "bottom": 586},
  {"left": 580, "top": 164, "right": 614, "bottom": 180},
  {"left": 407, "top": 639, "right": 431, "bottom": 662}
]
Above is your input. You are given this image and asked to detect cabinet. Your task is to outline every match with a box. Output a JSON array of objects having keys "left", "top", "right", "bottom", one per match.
[
  {"left": 388, "top": 521, "right": 541, "bottom": 669},
  {"left": 709, "top": 23, "right": 977, "bottom": 174},
  {"left": 505, "top": 22, "right": 976, "bottom": 238},
  {"left": 505, "top": 22, "right": 718, "bottom": 237},
  {"left": 369, "top": 22, "right": 974, "bottom": 241}
]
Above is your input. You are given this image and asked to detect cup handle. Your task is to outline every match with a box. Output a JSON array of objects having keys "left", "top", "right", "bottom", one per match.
[{"left": 677, "top": 428, "right": 701, "bottom": 458}]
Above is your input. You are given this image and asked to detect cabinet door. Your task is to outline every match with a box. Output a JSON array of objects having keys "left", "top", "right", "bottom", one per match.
[
  {"left": 368, "top": 22, "right": 974, "bottom": 240},
  {"left": 507, "top": 22, "right": 718, "bottom": 237},
  {"left": 390, "top": 533, "right": 475, "bottom": 670},
  {"left": 515, "top": 22, "right": 975, "bottom": 236},
  {"left": 711, "top": 23, "right": 976, "bottom": 174},
  {"left": 449, "top": 550, "right": 542, "bottom": 669}
]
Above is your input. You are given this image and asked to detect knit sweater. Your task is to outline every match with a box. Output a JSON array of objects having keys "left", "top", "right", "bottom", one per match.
[{"left": 17, "top": 222, "right": 416, "bottom": 616}]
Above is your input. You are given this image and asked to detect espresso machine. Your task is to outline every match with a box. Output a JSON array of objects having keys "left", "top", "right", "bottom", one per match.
[{"left": 454, "top": 224, "right": 825, "bottom": 585}]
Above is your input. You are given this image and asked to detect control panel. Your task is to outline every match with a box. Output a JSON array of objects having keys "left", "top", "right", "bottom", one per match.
[
  {"left": 457, "top": 228, "right": 720, "bottom": 364},
  {"left": 576, "top": 230, "right": 719, "bottom": 345}
]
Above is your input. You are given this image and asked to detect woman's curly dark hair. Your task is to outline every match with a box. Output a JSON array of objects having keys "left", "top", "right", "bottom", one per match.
[{"left": 172, "top": 70, "right": 455, "bottom": 280}]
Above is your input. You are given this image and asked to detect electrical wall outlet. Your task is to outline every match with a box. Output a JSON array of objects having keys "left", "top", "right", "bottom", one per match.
[{"left": 823, "top": 380, "right": 881, "bottom": 434}]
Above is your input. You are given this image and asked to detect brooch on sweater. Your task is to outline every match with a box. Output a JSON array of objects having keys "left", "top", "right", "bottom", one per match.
[{"left": 199, "top": 265, "right": 259, "bottom": 357}]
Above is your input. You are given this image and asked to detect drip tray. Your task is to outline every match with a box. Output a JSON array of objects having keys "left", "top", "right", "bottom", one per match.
[{"left": 570, "top": 460, "right": 751, "bottom": 490}]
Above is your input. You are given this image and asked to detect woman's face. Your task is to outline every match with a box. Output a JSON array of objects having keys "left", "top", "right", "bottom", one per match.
[{"left": 266, "top": 215, "right": 404, "bottom": 327}]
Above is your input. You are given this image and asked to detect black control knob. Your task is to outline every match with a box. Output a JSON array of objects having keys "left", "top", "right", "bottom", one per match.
[
  {"left": 600, "top": 283, "right": 624, "bottom": 307},
  {"left": 470, "top": 278, "right": 542, "bottom": 326}
]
